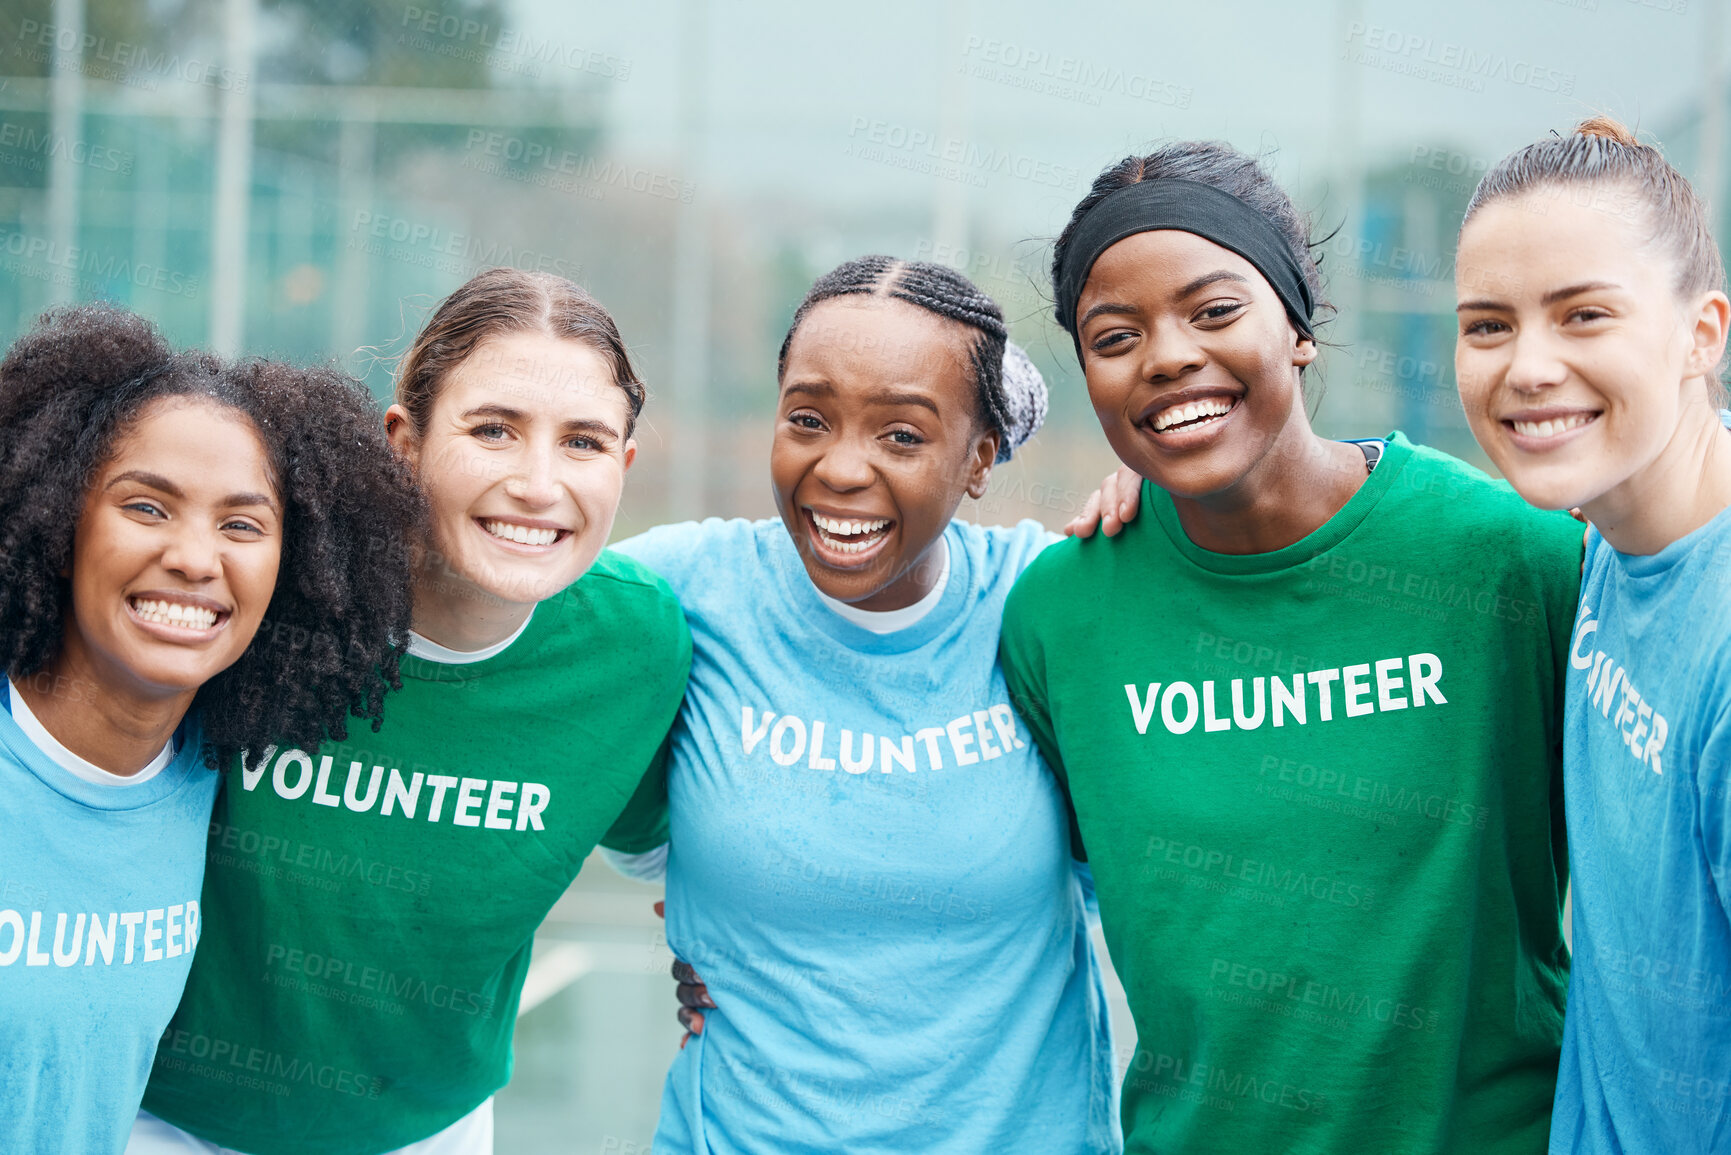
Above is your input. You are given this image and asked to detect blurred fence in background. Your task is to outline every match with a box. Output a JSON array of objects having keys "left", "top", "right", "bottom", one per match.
[{"left": 2, "top": 0, "right": 1720, "bottom": 1147}]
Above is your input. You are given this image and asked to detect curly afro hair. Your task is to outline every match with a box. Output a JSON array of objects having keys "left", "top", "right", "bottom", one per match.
[{"left": 0, "top": 303, "right": 422, "bottom": 768}]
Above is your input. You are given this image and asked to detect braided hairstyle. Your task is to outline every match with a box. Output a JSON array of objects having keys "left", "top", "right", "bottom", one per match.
[
  {"left": 0, "top": 304, "right": 421, "bottom": 769},
  {"left": 778, "top": 255, "right": 1026, "bottom": 461}
]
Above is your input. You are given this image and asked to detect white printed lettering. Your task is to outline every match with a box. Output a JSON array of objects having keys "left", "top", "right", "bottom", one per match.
[
  {"left": 1408, "top": 653, "right": 1446, "bottom": 706},
  {"left": 1230, "top": 678, "right": 1265, "bottom": 730},
  {"left": 143, "top": 908, "right": 164, "bottom": 962},
  {"left": 839, "top": 730, "right": 874, "bottom": 774},
  {"left": 915, "top": 727, "right": 946, "bottom": 769},
  {"left": 241, "top": 744, "right": 276, "bottom": 791},
  {"left": 424, "top": 775, "right": 459, "bottom": 821},
  {"left": 881, "top": 734, "right": 916, "bottom": 773},
  {"left": 1271, "top": 675, "right": 1306, "bottom": 727},
  {"left": 808, "top": 721, "right": 837, "bottom": 770},
  {"left": 1125, "top": 683, "right": 1161, "bottom": 735},
  {"left": 1571, "top": 607, "right": 1598, "bottom": 669},
  {"left": 51, "top": 912, "right": 83, "bottom": 967},
  {"left": 273, "top": 749, "right": 314, "bottom": 800},
  {"left": 0, "top": 910, "right": 22, "bottom": 965},
  {"left": 770, "top": 716, "right": 807, "bottom": 766},
  {"left": 973, "top": 711, "right": 1002, "bottom": 759},
  {"left": 1646, "top": 715, "right": 1668, "bottom": 774},
  {"left": 484, "top": 780, "right": 517, "bottom": 829},
  {"left": 84, "top": 912, "right": 115, "bottom": 966},
  {"left": 1342, "top": 664, "right": 1374, "bottom": 717},
  {"left": 1201, "top": 682, "right": 1231, "bottom": 732},
  {"left": 946, "top": 715, "right": 980, "bottom": 765},
  {"left": 381, "top": 769, "right": 424, "bottom": 818},
  {"left": 26, "top": 911, "right": 49, "bottom": 965},
  {"left": 741, "top": 707, "right": 775, "bottom": 756},
  {"left": 516, "top": 782, "right": 550, "bottom": 830},
  {"left": 988, "top": 704, "right": 1023, "bottom": 750},
  {"left": 1307, "top": 669, "right": 1340, "bottom": 721},
  {"left": 165, "top": 904, "right": 183, "bottom": 958},
  {"left": 1161, "top": 682, "right": 1199, "bottom": 735},
  {"left": 453, "top": 777, "right": 487, "bottom": 826},
  {"left": 312, "top": 755, "right": 342, "bottom": 807},
  {"left": 1374, "top": 658, "right": 1407, "bottom": 711},
  {"left": 343, "top": 763, "right": 384, "bottom": 812},
  {"left": 120, "top": 911, "right": 142, "bottom": 963}
]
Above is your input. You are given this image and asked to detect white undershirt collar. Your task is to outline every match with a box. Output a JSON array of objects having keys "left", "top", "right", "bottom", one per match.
[
  {"left": 815, "top": 538, "right": 951, "bottom": 634},
  {"left": 406, "top": 607, "right": 535, "bottom": 665},
  {"left": 8, "top": 679, "right": 173, "bottom": 787}
]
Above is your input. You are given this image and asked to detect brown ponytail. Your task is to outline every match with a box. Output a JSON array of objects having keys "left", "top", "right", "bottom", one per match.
[{"left": 1463, "top": 116, "right": 1725, "bottom": 302}]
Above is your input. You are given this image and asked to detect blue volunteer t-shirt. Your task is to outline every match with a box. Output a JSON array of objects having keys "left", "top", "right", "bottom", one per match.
[
  {"left": 617, "top": 518, "right": 1120, "bottom": 1155},
  {"left": 0, "top": 705, "right": 217, "bottom": 1155},
  {"left": 1552, "top": 510, "right": 1731, "bottom": 1153}
]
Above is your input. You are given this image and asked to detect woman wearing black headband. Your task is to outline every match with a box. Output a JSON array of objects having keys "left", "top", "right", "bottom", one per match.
[{"left": 999, "top": 143, "right": 1581, "bottom": 1153}]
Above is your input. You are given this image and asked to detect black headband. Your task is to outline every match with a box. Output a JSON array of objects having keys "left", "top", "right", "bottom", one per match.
[{"left": 1054, "top": 178, "right": 1316, "bottom": 356}]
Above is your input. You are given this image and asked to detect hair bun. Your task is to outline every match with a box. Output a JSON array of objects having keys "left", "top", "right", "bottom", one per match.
[
  {"left": 1574, "top": 115, "right": 1641, "bottom": 148},
  {"left": 993, "top": 341, "right": 1047, "bottom": 462}
]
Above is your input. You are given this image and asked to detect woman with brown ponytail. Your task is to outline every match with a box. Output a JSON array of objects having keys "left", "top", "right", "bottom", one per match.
[
  {"left": 1454, "top": 116, "right": 1731, "bottom": 1154},
  {"left": 132, "top": 268, "right": 692, "bottom": 1155}
]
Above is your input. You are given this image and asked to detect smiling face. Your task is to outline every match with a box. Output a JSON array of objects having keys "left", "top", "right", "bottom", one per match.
[
  {"left": 388, "top": 329, "right": 637, "bottom": 617},
  {"left": 61, "top": 397, "right": 282, "bottom": 702},
  {"left": 1075, "top": 229, "right": 1318, "bottom": 502},
  {"left": 771, "top": 296, "right": 998, "bottom": 611},
  {"left": 1455, "top": 189, "right": 1725, "bottom": 513}
]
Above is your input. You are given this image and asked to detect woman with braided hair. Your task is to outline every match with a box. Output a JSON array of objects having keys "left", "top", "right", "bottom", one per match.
[
  {"left": 609, "top": 255, "right": 1121, "bottom": 1153},
  {"left": 0, "top": 303, "right": 416, "bottom": 1154}
]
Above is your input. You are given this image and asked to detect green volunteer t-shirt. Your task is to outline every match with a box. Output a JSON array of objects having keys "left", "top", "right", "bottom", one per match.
[
  {"left": 141, "top": 550, "right": 691, "bottom": 1155},
  {"left": 999, "top": 434, "right": 1580, "bottom": 1155}
]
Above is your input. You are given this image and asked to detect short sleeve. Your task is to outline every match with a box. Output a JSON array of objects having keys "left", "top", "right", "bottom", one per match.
[
  {"left": 599, "top": 735, "right": 673, "bottom": 854},
  {"left": 1000, "top": 573, "right": 1088, "bottom": 861},
  {"left": 1698, "top": 701, "right": 1731, "bottom": 923}
]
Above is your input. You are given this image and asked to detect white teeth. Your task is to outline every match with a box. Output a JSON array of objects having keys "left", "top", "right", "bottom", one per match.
[
  {"left": 809, "top": 512, "right": 892, "bottom": 555},
  {"left": 1153, "top": 397, "right": 1235, "bottom": 433},
  {"left": 1511, "top": 413, "right": 1595, "bottom": 439},
  {"left": 811, "top": 513, "right": 891, "bottom": 537},
  {"left": 131, "top": 599, "right": 218, "bottom": 630},
  {"left": 484, "top": 520, "right": 559, "bottom": 547}
]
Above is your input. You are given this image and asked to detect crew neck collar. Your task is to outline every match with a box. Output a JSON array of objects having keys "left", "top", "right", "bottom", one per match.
[
  {"left": 0, "top": 695, "right": 203, "bottom": 810},
  {"left": 773, "top": 521, "right": 971, "bottom": 654},
  {"left": 406, "top": 607, "right": 535, "bottom": 665},
  {"left": 1144, "top": 432, "right": 1411, "bottom": 575},
  {"left": 814, "top": 538, "right": 951, "bottom": 634}
]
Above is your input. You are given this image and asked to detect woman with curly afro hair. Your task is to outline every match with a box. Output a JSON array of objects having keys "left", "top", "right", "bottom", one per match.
[
  {"left": 0, "top": 303, "right": 417, "bottom": 1155},
  {"left": 134, "top": 268, "right": 692, "bottom": 1155}
]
